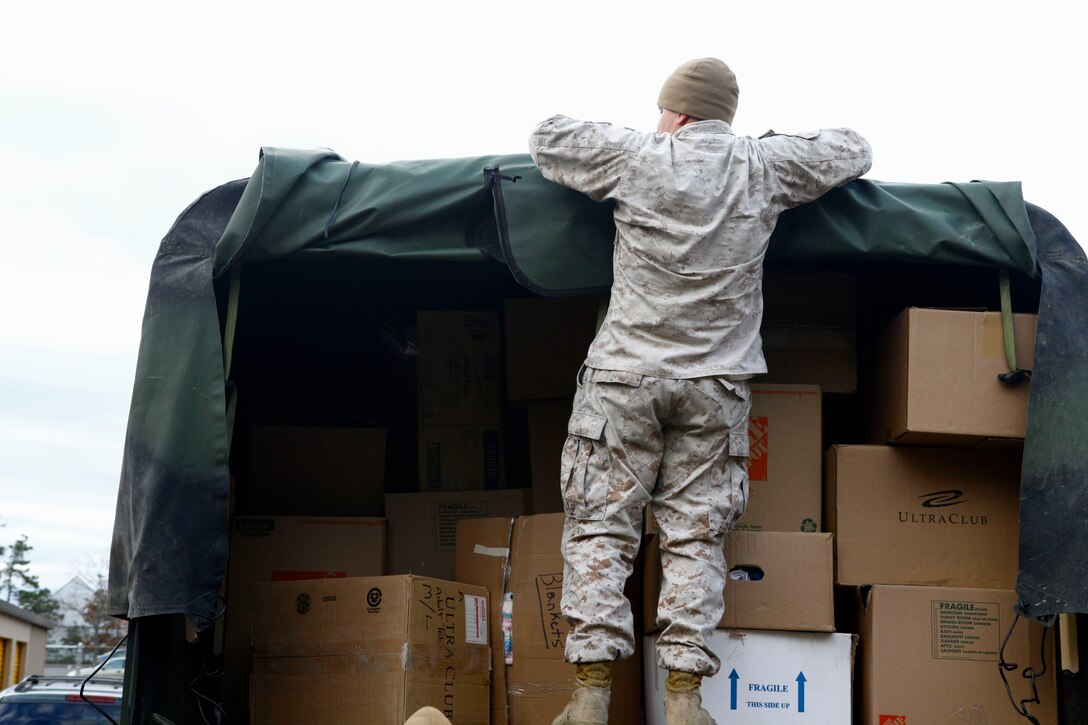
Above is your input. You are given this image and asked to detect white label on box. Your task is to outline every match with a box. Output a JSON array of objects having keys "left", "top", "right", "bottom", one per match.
[
  {"left": 433, "top": 501, "right": 490, "bottom": 550},
  {"left": 930, "top": 599, "right": 1001, "bottom": 661},
  {"left": 465, "top": 594, "right": 488, "bottom": 645}
]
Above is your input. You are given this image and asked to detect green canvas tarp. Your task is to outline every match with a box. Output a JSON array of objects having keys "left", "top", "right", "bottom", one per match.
[{"left": 108, "top": 147, "right": 1088, "bottom": 631}]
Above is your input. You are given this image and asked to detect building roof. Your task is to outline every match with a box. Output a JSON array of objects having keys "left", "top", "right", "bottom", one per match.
[{"left": 0, "top": 599, "right": 56, "bottom": 629}]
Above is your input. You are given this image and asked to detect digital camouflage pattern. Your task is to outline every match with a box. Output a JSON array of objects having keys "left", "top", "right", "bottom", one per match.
[
  {"left": 560, "top": 368, "right": 751, "bottom": 674},
  {"left": 529, "top": 115, "right": 873, "bottom": 380}
]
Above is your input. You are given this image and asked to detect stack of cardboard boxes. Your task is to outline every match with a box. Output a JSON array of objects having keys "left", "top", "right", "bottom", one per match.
[
  {"left": 386, "top": 310, "right": 532, "bottom": 583},
  {"left": 223, "top": 272, "right": 1056, "bottom": 724},
  {"left": 832, "top": 305, "right": 1057, "bottom": 724},
  {"left": 225, "top": 301, "right": 604, "bottom": 722},
  {"left": 222, "top": 427, "right": 389, "bottom": 719}
]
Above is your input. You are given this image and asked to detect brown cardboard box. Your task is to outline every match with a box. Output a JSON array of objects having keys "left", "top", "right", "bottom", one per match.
[
  {"left": 250, "top": 575, "right": 490, "bottom": 724},
  {"left": 868, "top": 307, "right": 1037, "bottom": 446},
  {"left": 825, "top": 445, "right": 1021, "bottom": 588},
  {"left": 386, "top": 489, "right": 530, "bottom": 579},
  {"left": 245, "top": 426, "right": 386, "bottom": 515},
  {"left": 526, "top": 399, "right": 571, "bottom": 515},
  {"left": 644, "top": 630, "right": 855, "bottom": 723},
  {"left": 757, "top": 268, "right": 858, "bottom": 393},
  {"left": 455, "top": 517, "right": 518, "bottom": 725},
  {"left": 504, "top": 514, "right": 642, "bottom": 725},
  {"left": 223, "top": 516, "right": 386, "bottom": 721},
  {"left": 736, "top": 384, "right": 822, "bottom": 532},
  {"left": 417, "top": 310, "right": 502, "bottom": 425},
  {"left": 644, "top": 383, "right": 822, "bottom": 536},
  {"left": 504, "top": 296, "right": 601, "bottom": 402},
  {"left": 643, "top": 531, "right": 834, "bottom": 634},
  {"left": 418, "top": 423, "right": 504, "bottom": 491},
  {"left": 850, "top": 585, "right": 1057, "bottom": 725}
]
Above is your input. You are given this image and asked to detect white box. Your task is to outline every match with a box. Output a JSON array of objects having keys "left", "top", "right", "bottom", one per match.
[{"left": 644, "top": 631, "right": 854, "bottom": 724}]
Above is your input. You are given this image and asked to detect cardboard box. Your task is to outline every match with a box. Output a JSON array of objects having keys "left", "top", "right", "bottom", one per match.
[
  {"left": 644, "top": 630, "right": 855, "bottom": 724},
  {"left": 643, "top": 531, "right": 834, "bottom": 634},
  {"left": 417, "top": 310, "right": 501, "bottom": 426},
  {"left": 418, "top": 424, "right": 504, "bottom": 491},
  {"left": 455, "top": 517, "right": 518, "bottom": 725},
  {"left": 223, "top": 516, "right": 386, "bottom": 721},
  {"left": 250, "top": 575, "right": 490, "bottom": 724},
  {"left": 504, "top": 296, "right": 601, "bottom": 402},
  {"left": 851, "top": 585, "right": 1057, "bottom": 725},
  {"left": 385, "top": 489, "right": 530, "bottom": 580},
  {"left": 645, "top": 383, "right": 822, "bottom": 536},
  {"left": 825, "top": 445, "right": 1022, "bottom": 588},
  {"left": 757, "top": 268, "right": 857, "bottom": 393},
  {"left": 736, "top": 384, "right": 822, "bottom": 532},
  {"left": 244, "top": 426, "right": 386, "bottom": 516},
  {"left": 869, "top": 307, "right": 1037, "bottom": 446},
  {"left": 526, "top": 399, "right": 571, "bottom": 515},
  {"left": 504, "top": 514, "right": 642, "bottom": 725}
]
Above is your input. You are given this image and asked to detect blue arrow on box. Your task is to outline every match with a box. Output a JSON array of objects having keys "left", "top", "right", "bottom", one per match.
[
  {"left": 728, "top": 669, "right": 739, "bottom": 710},
  {"left": 796, "top": 672, "right": 807, "bottom": 713}
]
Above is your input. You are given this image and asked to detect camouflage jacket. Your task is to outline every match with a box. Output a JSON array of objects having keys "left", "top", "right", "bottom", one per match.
[{"left": 529, "top": 115, "right": 872, "bottom": 378}]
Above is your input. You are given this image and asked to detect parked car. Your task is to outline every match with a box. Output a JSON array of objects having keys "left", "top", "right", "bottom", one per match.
[
  {"left": 66, "top": 656, "right": 125, "bottom": 678},
  {"left": 0, "top": 674, "right": 123, "bottom": 723}
]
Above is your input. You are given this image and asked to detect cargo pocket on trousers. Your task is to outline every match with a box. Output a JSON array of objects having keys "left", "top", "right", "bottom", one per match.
[
  {"left": 560, "top": 410, "right": 609, "bottom": 521},
  {"left": 709, "top": 428, "right": 750, "bottom": 533}
]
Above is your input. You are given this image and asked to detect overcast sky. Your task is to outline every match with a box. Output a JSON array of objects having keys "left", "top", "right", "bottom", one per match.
[{"left": 1, "top": 1, "right": 1083, "bottom": 594}]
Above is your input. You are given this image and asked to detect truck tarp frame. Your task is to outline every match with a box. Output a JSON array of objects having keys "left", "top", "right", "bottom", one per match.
[{"left": 108, "top": 147, "right": 1087, "bottom": 628}]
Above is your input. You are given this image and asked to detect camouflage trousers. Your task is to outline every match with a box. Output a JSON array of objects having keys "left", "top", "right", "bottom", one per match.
[{"left": 560, "top": 367, "right": 751, "bottom": 676}]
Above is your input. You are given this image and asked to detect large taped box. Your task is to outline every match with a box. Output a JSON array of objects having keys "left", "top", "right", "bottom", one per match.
[
  {"left": 385, "top": 489, "right": 530, "bottom": 580},
  {"left": 222, "top": 516, "right": 386, "bottom": 721},
  {"left": 868, "top": 307, "right": 1037, "bottom": 446},
  {"left": 644, "top": 630, "right": 855, "bottom": 724},
  {"left": 849, "top": 585, "right": 1057, "bottom": 725},
  {"left": 825, "top": 445, "right": 1021, "bottom": 588},
  {"left": 642, "top": 531, "right": 834, "bottom": 634},
  {"left": 250, "top": 575, "right": 490, "bottom": 724}
]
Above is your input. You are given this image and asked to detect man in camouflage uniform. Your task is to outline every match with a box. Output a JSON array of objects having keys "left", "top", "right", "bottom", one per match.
[{"left": 529, "top": 58, "right": 872, "bottom": 725}]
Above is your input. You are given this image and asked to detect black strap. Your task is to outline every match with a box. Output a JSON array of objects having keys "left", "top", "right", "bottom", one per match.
[{"left": 998, "top": 612, "right": 1049, "bottom": 724}]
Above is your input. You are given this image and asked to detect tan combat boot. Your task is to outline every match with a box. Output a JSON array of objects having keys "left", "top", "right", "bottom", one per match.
[
  {"left": 551, "top": 662, "right": 612, "bottom": 725},
  {"left": 663, "top": 671, "right": 715, "bottom": 725}
]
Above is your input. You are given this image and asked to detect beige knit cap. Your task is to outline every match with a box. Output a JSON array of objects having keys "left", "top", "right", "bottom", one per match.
[{"left": 657, "top": 58, "right": 739, "bottom": 124}]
